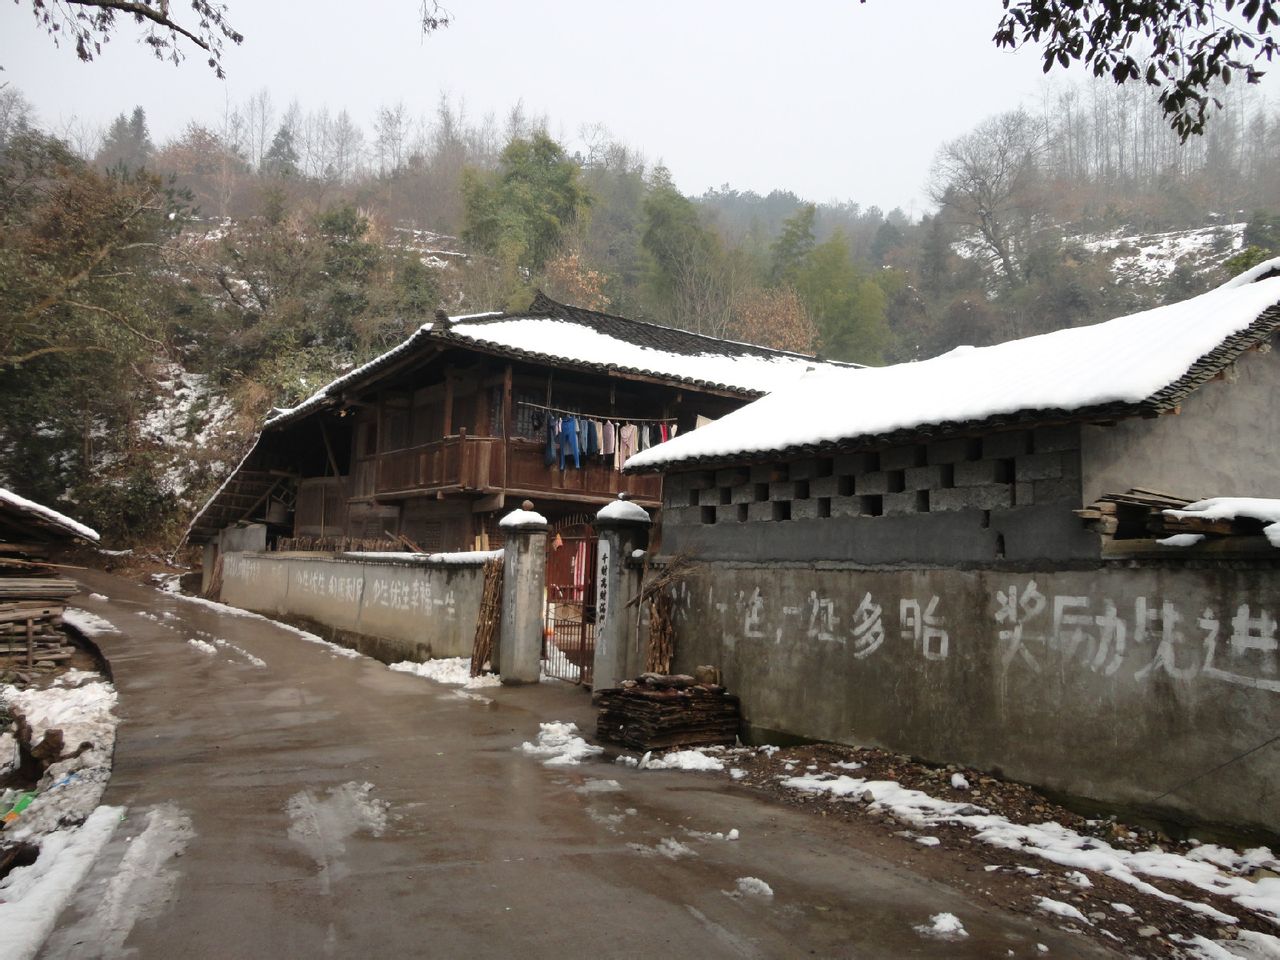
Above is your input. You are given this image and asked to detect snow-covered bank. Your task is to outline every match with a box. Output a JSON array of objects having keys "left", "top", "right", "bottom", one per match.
[{"left": 1, "top": 667, "right": 124, "bottom": 960}]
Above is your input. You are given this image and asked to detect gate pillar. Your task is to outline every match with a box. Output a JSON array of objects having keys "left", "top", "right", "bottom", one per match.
[
  {"left": 592, "top": 496, "right": 652, "bottom": 692},
  {"left": 497, "top": 501, "right": 548, "bottom": 684}
]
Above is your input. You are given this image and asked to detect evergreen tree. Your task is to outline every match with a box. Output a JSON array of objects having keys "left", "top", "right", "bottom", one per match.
[
  {"left": 95, "top": 106, "right": 154, "bottom": 172},
  {"left": 261, "top": 124, "right": 300, "bottom": 178},
  {"left": 769, "top": 203, "right": 817, "bottom": 284}
]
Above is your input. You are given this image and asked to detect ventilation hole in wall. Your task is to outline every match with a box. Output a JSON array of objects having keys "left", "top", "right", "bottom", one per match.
[
  {"left": 687, "top": 488, "right": 700, "bottom": 507},
  {"left": 793, "top": 480, "right": 810, "bottom": 500},
  {"left": 861, "top": 495, "right": 883, "bottom": 517},
  {"left": 817, "top": 497, "right": 831, "bottom": 519},
  {"left": 838, "top": 475, "right": 855, "bottom": 496},
  {"left": 981, "top": 509, "right": 991, "bottom": 529},
  {"left": 815, "top": 458, "right": 834, "bottom": 478},
  {"left": 915, "top": 491, "right": 929, "bottom": 513},
  {"left": 700, "top": 506, "right": 717, "bottom": 525},
  {"left": 753, "top": 483, "right": 770, "bottom": 503},
  {"left": 910, "top": 445, "right": 928, "bottom": 467},
  {"left": 772, "top": 500, "right": 791, "bottom": 522},
  {"left": 997, "top": 459, "right": 1014, "bottom": 484},
  {"left": 995, "top": 533, "right": 1006, "bottom": 559},
  {"left": 965, "top": 438, "right": 983, "bottom": 461},
  {"left": 865, "top": 452, "right": 881, "bottom": 472},
  {"left": 886, "top": 470, "right": 905, "bottom": 493},
  {"left": 939, "top": 464, "right": 955, "bottom": 488},
  {"left": 736, "top": 504, "right": 748, "bottom": 522},
  {"left": 719, "top": 487, "right": 732, "bottom": 506}
]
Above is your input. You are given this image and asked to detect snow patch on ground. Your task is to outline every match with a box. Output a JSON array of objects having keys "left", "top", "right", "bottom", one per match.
[
  {"left": 186, "top": 638, "right": 217, "bottom": 655},
  {"left": 628, "top": 837, "right": 698, "bottom": 860},
  {"left": 0, "top": 805, "right": 122, "bottom": 960},
  {"left": 1035, "top": 896, "right": 1092, "bottom": 924},
  {"left": 285, "top": 782, "right": 389, "bottom": 895},
  {"left": 779, "top": 771, "right": 1275, "bottom": 924},
  {"left": 388, "top": 657, "right": 501, "bottom": 688},
  {"left": 87, "top": 593, "right": 108, "bottom": 602},
  {"left": 519, "top": 722, "right": 603, "bottom": 766},
  {"left": 61, "top": 608, "right": 120, "bottom": 637},
  {"left": 164, "top": 591, "right": 364, "bottom": 658},
  {"left": 46, "top": 803, "right": 195, "bottom": 959},
  {"left": 2, "top": 674, "right": 119, "bottom": 839},
  {"left": 729, "top": 876, "right": 773, "bottom": 899},
  {"left": 638, "top": 749, "right": 725, "bottom": 772},
  {"left": 914, "top": 912, "right": 968, "bottom": 940}
]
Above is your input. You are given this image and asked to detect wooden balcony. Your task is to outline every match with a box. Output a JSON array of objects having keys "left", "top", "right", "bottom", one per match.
[{"left": 359, "top": 435, "right": 660, "bottom": 506}]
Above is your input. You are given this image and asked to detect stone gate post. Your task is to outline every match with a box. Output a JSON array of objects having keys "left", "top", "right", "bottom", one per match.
[
  {"left": 497, "top": 500, "right": 548, "bottom": 684},
  {"left": 592, "top": 495, "right": 652, "bottom": 692}
]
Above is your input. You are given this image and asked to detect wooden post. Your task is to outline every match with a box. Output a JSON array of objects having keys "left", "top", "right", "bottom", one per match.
[
  {"left": 442, "top": 372, "right": 454, "bottom": 438},
  {"left": 25, "top": 617, "right": 33, "bottom": 667}
]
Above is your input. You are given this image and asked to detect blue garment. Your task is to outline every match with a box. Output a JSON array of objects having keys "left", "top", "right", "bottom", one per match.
[
  {"left": 583, "top": 419, "right": 599, "bottom": 457},
  {"left": 559, "top": 417, "right": 580, "bottom": 469},
  {"left": 544, "top": 417, "right": 558, "bottom": 467}
]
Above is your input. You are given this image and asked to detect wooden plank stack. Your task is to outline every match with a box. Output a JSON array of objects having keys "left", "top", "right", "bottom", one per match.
[
  {"left": 0, "top": 585, "right": 78, "bottom": 668},
  {"left": 1074, "top": 487, "right": 1268, "bottom": 543},
  {"left": 596, "top": 673, "right": 740, "bottom": 751}
]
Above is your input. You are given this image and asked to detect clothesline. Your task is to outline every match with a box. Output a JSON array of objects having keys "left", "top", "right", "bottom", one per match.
[{"left": 516, "top": 400, "right": 677, "bottom": 425}]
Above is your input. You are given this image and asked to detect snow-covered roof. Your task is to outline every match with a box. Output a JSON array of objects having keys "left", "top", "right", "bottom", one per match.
[
  {"left": 264, "top": 294, "right": 852, "bottom": 430},
  {"left": 625, "top": 259, "right": 1280, "bottom": 473},
  {"left": 0, "top": 487, "right": 100, "bottom": 542}
]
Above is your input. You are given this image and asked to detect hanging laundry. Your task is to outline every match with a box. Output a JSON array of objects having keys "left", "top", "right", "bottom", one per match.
[
  {"left": 559, "top": 416, "right": 580, "bottom": 469},
  {"left": 659, "top": 423, "right": 670, "bottom": 443},
  {"left": 618, "top": 423, "right": 638, "bottom": 466},
  {"left": 593, "top": 420, "right": 604, "bottom": 460},
  {"left": 602, "top": 421, "right": 616, "bottom": 458},
  {"left": 544, "top": 417, "right": 559, "bottom": 467},
  {"left": 639, "top": 424, "right": 651, "bottom": 451},
  {"left": 584, "top": 419, "right": 600, "bottom": 457},
  {"left": 670, "top": 423, "right": 679, "bottom": 439}
]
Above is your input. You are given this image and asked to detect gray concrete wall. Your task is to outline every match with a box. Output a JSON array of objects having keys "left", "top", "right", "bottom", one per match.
[
  {"left": 668, "top": 561, "right": 1280, "bottom": 835},
  {"left": 219, "top": 551, "right": 487, "bottom": 663},
  {"left": 660, "top": 425, "right": 1099, "bottom": 565},
  {"left": 1082, "top": 339, "right": 1280, "bottom": 505}
]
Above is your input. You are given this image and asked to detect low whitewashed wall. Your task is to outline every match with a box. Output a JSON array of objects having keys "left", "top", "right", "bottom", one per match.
[
  {"left": 220, "top": 550, "right": 497, "bottom": 663},
  {"left": 669, "top": 561, "right": 1280, "bottom": 836}
]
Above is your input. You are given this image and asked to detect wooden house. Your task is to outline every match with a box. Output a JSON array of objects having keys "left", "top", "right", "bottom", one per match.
[{"left": 185, "top": 293, "right": 851, "bottom": 557}]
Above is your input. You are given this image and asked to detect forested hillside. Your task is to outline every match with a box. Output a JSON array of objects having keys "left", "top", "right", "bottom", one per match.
[{"left": 3, "top": 77, "right": 1278, "bottom": 547}]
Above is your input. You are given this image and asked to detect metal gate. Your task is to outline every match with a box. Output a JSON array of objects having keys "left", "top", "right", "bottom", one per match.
[{"left": 543, "top": 518, "right": 596, "bottom": 685}]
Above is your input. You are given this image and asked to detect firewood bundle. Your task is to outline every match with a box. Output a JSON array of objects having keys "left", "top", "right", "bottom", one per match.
[
  {"left": 596, "top": 673, "right": 740, "bottom": 750},
  {"left": 1075, "top": 487, "right": 1269, "bottom": 542}
]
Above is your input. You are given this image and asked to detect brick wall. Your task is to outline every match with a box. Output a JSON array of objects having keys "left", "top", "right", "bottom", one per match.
[{"left": 662, "top": 425, "right": 1082, "bottom": 528}]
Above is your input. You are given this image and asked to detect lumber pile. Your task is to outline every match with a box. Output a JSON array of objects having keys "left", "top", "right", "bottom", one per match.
[
  {"left": 1074, "top": 487, "right": 1268, "bottom": 542},
  {"left": 0, "top": 579, "right": 78, "bottom": 669},
  {"left": 596, "top": 673, "right": 740, "bottom": 751},
  {"left": 1074, "top": 487, "right": 1193, "bottom": 539}
]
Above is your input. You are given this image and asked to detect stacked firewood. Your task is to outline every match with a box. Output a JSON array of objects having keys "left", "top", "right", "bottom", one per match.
[
  {"left": 0, "top": 541, "right": 78, "bottom": 669},
  {"left": 596, "top": 672, "right": 740, "bottom": 750}
]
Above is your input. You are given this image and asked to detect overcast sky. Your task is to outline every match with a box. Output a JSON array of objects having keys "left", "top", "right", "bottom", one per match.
[{"left": 3, "top": 1, "right": 1277, "bottom": 214}]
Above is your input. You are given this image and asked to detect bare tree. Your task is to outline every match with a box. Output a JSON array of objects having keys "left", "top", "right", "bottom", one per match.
[
  {"left": 373, "top": 101, "right": 410, "bottom": 176},
  {"left": 929, "top": 109, "right": 1047, "bottom": 287}
]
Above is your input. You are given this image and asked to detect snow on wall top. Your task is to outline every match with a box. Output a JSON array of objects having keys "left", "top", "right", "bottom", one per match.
[
  {"left": 0, "top": 487, "right": 100, "bottom": 542},
  {"left": 625, "top": 261, "right": 1280, "bottom": 472}
]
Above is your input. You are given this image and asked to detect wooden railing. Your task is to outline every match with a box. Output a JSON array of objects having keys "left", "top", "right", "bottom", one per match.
[
  {"left": 374, "top": 434, "right": 502, "bottom": 496},
  {"left": 364, "top": 434, "right": 659, "bottom": 504},
  {"left": 506, "top": 440, "right": 661, "bottom": 503}
]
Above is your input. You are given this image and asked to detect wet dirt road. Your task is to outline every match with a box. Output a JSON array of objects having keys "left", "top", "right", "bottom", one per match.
[{"left": 41, "top": 570, "right": 1114, "bottom": 959}]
